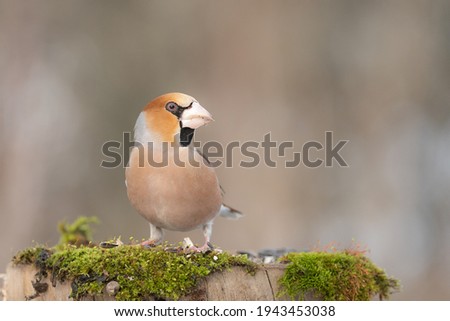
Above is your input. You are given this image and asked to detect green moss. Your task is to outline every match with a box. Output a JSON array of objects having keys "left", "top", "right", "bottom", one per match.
[
  {"left": 12, "top": 217, "right": 255, "bottom": 300},
  {"left": 12, "top": 217, "right": 398, "bottom": 301},
  {"left": 13, "top": 244, "right": 256, "bottom": 301},
  {"left": 12, "top": 246, "right": 52, "bottom": 267},
  {"left": 57, "top": 216, "right": 99, "bottom": 247},
  {"left": 278, "top": 251, "right": 399, "bottom": 301},
  {"left": 12, "top": 245, "right": 399, "bottom": 301}
]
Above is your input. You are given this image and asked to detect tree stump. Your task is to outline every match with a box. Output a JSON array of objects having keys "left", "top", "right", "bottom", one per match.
[
  {"left": 4, "top": 246, "right": 398, "bottom": 301},
  {"left": 4, "top": 263, "right": 291, "bottom": 301}
]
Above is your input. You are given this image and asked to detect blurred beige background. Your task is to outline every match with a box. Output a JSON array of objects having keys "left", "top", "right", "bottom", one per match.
[{"left": 1, "top": 0, "right": 449, "bottom": 300}]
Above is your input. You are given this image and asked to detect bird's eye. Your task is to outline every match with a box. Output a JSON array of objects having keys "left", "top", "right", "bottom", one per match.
[{"left": 166, "top": 102, "right": 177, "bottom": 112}]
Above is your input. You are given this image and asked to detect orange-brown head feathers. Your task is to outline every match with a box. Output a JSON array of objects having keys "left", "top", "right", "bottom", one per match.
[{"left": 134, "top": 93, "right": 213, "bottom": 146}]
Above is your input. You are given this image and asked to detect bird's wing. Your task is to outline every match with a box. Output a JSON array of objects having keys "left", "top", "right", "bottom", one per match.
[
  {"left": 195, "top": 147, "right": 211, "bottom": 165},
  {"left": 195, "top": 148, "right": 225, "bottom": 196},
  {"left": 194, "top": 148, "right": 242, "bottom": 218}
]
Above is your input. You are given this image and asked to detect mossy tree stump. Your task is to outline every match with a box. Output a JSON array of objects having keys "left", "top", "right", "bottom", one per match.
[
  {"left": 5, "top": 263, "right": 289, "bottom": 301},
  {"left": 3, "top": 245, "right": 398, "bottom": 301}
]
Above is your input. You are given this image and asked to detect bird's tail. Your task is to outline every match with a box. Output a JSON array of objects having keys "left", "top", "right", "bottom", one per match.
[{"left": 219, "top": 204, "right": 243, "bottom": 220}]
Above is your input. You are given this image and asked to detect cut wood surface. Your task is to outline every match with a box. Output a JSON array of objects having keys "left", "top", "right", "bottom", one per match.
[
  {"left": 0, "top": 273, "right": 5, "bottom": 301},
  {"left": 4, "top": 263, "right": 295, "bottom": 301}
]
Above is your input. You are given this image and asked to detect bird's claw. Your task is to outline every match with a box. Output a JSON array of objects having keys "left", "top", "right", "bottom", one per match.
[
  {"left": 187, "top": 244, "right": 212, "bottom": 253},
  {"left": 140, "top": 240, "right": 158, "bottom": 249},
  {"left": 183, "top": 238, "right": 214, "bottom": 253}
]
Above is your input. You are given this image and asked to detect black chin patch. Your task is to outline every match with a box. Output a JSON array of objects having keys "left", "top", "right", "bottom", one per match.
[{"left": 180, "top": 127, "right": 195, "bottom": 147}]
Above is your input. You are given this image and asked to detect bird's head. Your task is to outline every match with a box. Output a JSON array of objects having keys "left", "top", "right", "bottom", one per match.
[{"left": 135, "top": 92, "right": 214, "bottom": 147}]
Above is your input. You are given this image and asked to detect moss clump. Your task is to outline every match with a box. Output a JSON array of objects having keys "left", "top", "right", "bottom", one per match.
[
  {"left": 13, "top": 246, "right": 52, "bottom": 267},
  {"left": 13, "top": 245, "right": 255, "bottom": 301},
  {"left": 57, "top": 216, "right": 99, "bottom": 247},
  {"left": 279, "top": 251, "right": 399, "bottom": 301},
  {"left": 12, "top": 246, "right": 54, "bottom": 300}
]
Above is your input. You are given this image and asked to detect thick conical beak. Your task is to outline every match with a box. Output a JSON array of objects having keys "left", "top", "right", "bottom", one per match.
[{"left": 180, "top": 101, "right": 214, "bottom": 129}]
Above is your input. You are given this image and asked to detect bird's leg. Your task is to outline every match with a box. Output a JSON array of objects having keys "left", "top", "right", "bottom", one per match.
[
  {"left": 141, "top": 223, "right": 164, "bottom": 247},
  {"left": 188, "top": 221, "right": 213, "bottom": 252}
]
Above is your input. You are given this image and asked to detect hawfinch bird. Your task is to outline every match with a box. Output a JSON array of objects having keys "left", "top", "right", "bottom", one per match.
[{"left": 125, "top": 93, "right": 241, "bottom": 252}]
